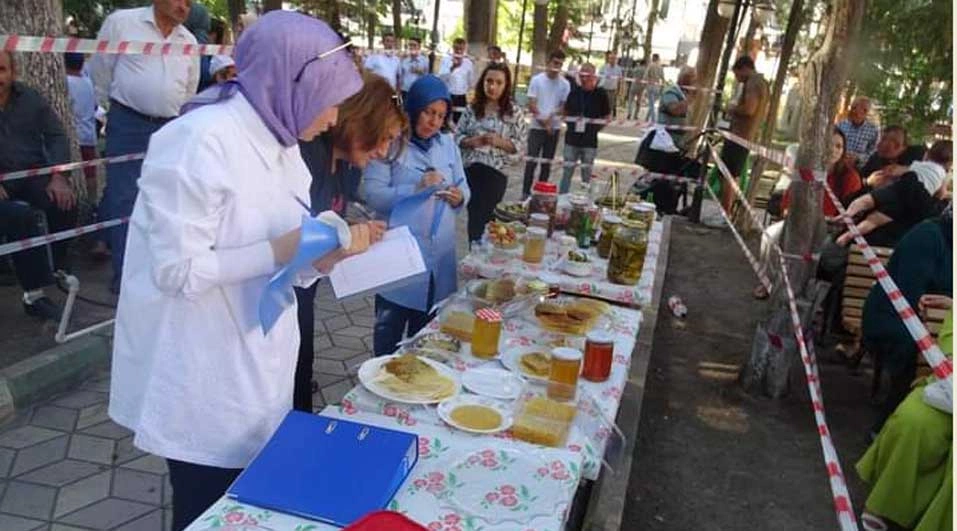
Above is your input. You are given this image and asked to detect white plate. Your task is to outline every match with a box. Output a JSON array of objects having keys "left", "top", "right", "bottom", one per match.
[
  {"left": 436, "top": 395, "right": 514, "bottom": 434},
  {"left": 562, "top": 258, "right": 594, "bottom": 277},
  {"left": 462, "top": 368, "right": 525, "bottom": 400},
  {"left": 357, "top": 354, "right": 462, "bottom": 405},
  {"left": 500, "top": 345, "right": 553, "bottom": 383}
]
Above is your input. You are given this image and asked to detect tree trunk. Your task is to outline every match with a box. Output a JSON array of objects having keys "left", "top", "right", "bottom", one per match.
[
  {"left": 738, "top": 0, "right": 805, "bottom": 229},
  {"left": 227, "top": 0, "right": 245, "bottom": 35},
  {"left": 688, "top": 0, "right": 731, "bottom": 136},
  {"left": 263, "top": 0, "right": 283, "bottom": 13},
  {"left": 366, "top": 8, "right": 376, "bottom": 49},
  {"left": 740, "top": 0, "right": 866, "bottom": 398},
  {"left": 532, "top": 0, "right": 549, "bottom": 68},
  {"left": 326, "top": 0, "right": 342, "bottom": 32},
  {"left": 467, "top": 0, "right": 495, "bottom": 63},
  {"left": 392, "top": 0, "right": 403, "bottom": 35},
  {"left": 0, "top": 0, "right": 83, "bottom": 198},
  {"left": 641, "top": 0, "right": 660, "bottom": 61},
  {"left": 547, "top": 0, "right": 569, "bottom": 54}
]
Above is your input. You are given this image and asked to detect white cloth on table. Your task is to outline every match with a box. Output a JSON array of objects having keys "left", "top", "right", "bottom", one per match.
[
  {"left": 88, "top": 6, "right": 199, "bottom": 118},
  {"left": 527, "top": 72, "right": 571, "bottom": 131},
  {"left": 66, "top": 74, "right": 97, "bottom": 146},
  {"left": 438, "top": 55, "right": 474, "bottom": 96},
  {"left": 109, "top": 93, "right": 322, "bottom": 469},
  {"left": 364, "top": 52, "right": 401, "bottom": 88}
]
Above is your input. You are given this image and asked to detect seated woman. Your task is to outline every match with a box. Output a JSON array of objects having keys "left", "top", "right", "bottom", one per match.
[
  {"left": 835, "top": 140, "right": 951, "bottom": 247},
  {"left": 363, "top": 75, "right": 471, "bottom": 356},
  {"left": 752, "top": 127, "right": 861, "bottom": 299},
  {"left": 857, "top": 302, "right": 952, "bottom": 531},
  {"left": 861, "top": 207, "right": 952, "bottom": 434},
  {"left": 293, "top": 72, "right": 409, "bottom": 412},
  {"left": 456, "top": 63, "right": 527, "bottom": 244}
]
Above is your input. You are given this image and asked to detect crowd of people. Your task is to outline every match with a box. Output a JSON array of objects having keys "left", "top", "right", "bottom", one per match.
[{"left": 0, "top": 1, "right": 951, "bottom": 530}]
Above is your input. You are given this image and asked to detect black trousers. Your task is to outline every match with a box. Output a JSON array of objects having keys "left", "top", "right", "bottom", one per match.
[
  {"left": 167, "top": 458, "right": 242, "bottom": 531},
  {"left": 523, "top": 129, "right": 560, "bottom": 197},
  {"left": 465, "top": 163, "right": 508, "bottom": 242},
  {"left": 0, "top": 200, "right": 54, "bottom": 291},
  {"left": 294, "top": 282, "right": 318, "bottom": 412},
  {"left": 3, "top": 178, "right": 77, "bottom": 272},
  {"left": 451, "top": 94, "right": 468, "bottom": 124}
]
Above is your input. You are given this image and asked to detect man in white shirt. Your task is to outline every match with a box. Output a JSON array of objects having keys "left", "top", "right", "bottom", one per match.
[
  {"left": 400, "top": 37, "right": 429, "bottom": 100},
  {"left": 523, "top": 49, "right": 571, "bottom": 196},
  {"left": 64, "top": 53, "right": 98, "bottom": 204},
  {"left": 598, "top": 51, "right": 623, "bottom": 117},
  {"left": 438, "top": 38, "right": 474, "bottom": 123},
  {"left": 644, "top": 53, "right": 665, "bottom": 121},
  {"left": 363, "top": 32, "right": 401, "bottom": 89},
  {"left": 88, "top": 0, "right": 199, "bottom": 293}
]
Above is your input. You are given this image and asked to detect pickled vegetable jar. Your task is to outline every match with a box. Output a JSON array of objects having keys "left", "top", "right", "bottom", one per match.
[
  {"left": 607, "top": 219, "right": 648, "bottom": 285},
  {"left": 596, "top": 214, "right": 622, "bottom": 259}
]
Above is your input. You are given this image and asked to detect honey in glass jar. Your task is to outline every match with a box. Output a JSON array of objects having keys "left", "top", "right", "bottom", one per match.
[
  {"left": 523, "top": 227, "right": 547, "bottom": 263},
  {"left": 547, "top": 347, "right": 582, "bottom": 401},
  {"left": 472, "top": 308, "right": 502, "bottom": 359}
]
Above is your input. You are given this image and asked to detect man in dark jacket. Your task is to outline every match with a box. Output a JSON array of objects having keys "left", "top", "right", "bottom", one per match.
[{"left": 560, "top": 63, "right": 610, "bottom": 194}]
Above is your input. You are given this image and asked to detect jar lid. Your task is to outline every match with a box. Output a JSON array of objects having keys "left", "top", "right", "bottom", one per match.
[
  {"left": 529, "top": 213, "right": 550, "bottom": 221},
  {"left": 603, "top": 214, "right": 622, "bottom": 224},
  {"left": 475, "top": 308, "right": 502, "bottom": 322},
  {"left": 551, "top": 347, "right": 583, "bottom": 361},
  {"left": 527, "top": 227, "right": 547, "bottom": 237},
  {"left": 630, "top": 203, "right": 656, "bottom": 212},
  {"left": 586, "top": 330, "right": 615, "bottom": 344},
  {"left": 532, "top": 181, "right": 558, "bottom": 194}
]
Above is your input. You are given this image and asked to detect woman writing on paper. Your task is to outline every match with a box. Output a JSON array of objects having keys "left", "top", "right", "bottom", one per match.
[
  {"left": 108, "top": 13, "right": 381, "bottom": 530},
  {"left": 363, "top": 75, "right": 471, "bottom": 356},
  {"left": 294, "top": 72, "right": 410, "bottom": 412}
]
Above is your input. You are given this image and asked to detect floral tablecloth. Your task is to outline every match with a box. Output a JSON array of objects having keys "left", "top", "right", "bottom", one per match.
[
  {"left": 339, "top": 301, "right": 642, "bottom": 481},
  {"left": 186, "top": 408, "right": 583, "bottom": 531},
  {"left": 459, "top": 220, "right": 663, "bottom": 307}
]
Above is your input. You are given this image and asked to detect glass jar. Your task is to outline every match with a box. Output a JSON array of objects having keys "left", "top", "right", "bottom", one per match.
[
  {"left": 565, "top": 196, "right": 589, "bottom": 237},
  {"left": 596, "top": 214, "right": 621, "bottom": 259},
  {"left": 472, "top": 308, "right": 503, "bottom": 359},
  {"left": 607, "top": 219, "right": 649, "bottom": 285},
  {"left": 582, "top": 331, "right": 615, "bottom": 382},
  {"left": 528, "top": 213, "right": 550, "bottom": 232},
  {"left": 627, "top": 202, "right": 656, "bottom": 228},
  {"left": 523, "top": 227, "right": 548, "bottom": 263},
  {"left": 547, "top": 347, "right": 582, "bottom": 402},
  {"left": 529, "top": 181, "right": 558, "bottom": 236}
]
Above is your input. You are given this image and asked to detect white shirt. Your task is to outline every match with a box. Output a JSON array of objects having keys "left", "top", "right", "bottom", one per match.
[
  {"left": 400, "top": 53, "right": 429, "bottom": 92},
  {"left": 438, "top": 55, "right": 475, "bottom": 95},
  {"left": 109, "top": 93, "right": 322, "bottom": 469},
  {"left": 364, "top": 52, "right": 401, "bottom": 89},
  {"left": 599, "top": 64, "right": 623, "bottom": 91},
  {"left": 67, "top": 74, "right": 96, "bottom": 146},
  {"left": 89, "top": 7, "right": 199, "bottom": 118},
  {"left": 527, "top": 72, "right": 571, "bottom": 130}
]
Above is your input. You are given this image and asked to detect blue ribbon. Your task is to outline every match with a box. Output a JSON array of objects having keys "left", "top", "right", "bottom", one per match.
[{"left": 258, "top": 215, "right": 341, "bottom": 334}]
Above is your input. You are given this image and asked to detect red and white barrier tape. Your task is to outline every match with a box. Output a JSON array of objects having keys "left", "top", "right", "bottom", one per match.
[
  {"left": 0, "top": 153, "right": 145, "bottom": 183},
  {"left": 821, "top": 180, "right": 954, "bottom": 384},
  {"left": 710, "top": 147, "right": 858, "bottom": 530},
  {"left": 702, "top": 183, "right": 772, "bottom": 293},
  {"left": 0, "top": 218, "right": 128, "bottom": 258},
  {"left": 531, "top": 64, "right": 721, "bottom": 94},
  {"left": 1, "top": 35, "right": 232, "bottom": 56},
  {"left": 718, "top": 129, "right": 794, "bottom": 169}
]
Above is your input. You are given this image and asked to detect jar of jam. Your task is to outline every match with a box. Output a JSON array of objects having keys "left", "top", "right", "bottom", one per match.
[
  {"left": 472, "top": 308, "right": 502, "bottom": 359},
  {"left": 607, "top": 219, "right": 648, "bottom": 285},
  {"left": 582, "top": 331, "right": 615, "bottom": 382},
  {"left": 547, "top": 347, "right": 582, "bottom": 402},
  {"left": 596, "top": 214, "right": 622, "bottom": 259},
  {"left": 529, "top": 181, "right": 558, "bottom": 236}
]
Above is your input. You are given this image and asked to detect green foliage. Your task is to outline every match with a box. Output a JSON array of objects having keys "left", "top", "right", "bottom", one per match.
[
  {"left": 62, "top": 0, "right": 228, "bottom": 37},
  {"left": 854, "top": 0, "right": 953, "bottom": 140}
]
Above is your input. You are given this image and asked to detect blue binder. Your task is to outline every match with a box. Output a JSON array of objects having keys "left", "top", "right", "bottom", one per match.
[{"left": 227, "top": 412, "right": 419, "bottom": 527}]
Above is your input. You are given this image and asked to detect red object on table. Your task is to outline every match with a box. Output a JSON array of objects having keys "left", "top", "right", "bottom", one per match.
[{"left": 343, "top": 511, "right": 427, "bottom": 531}]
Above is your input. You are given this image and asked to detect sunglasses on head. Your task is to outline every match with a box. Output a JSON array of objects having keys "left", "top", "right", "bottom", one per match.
[{"left": 294, "top": 41, "right": 353, "bottom": 83}]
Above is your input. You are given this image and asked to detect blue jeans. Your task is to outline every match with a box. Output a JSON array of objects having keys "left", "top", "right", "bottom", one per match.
[
  {"left": 560, "top": 145, "right": 597, "bottom": 194},
  {"left": 373, "top": 295, "right": 434, "bottom": 356},
  {"left": 100, "top": 103, "right": 168, "bottom": 289},
  {"left": 645, "top": 86, "right": 660, "bottom": 121}
]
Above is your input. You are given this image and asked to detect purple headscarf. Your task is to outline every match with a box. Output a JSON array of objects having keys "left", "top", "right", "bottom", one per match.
[{"left": 181, "top": 11, "right": 362, "bottom": 147}]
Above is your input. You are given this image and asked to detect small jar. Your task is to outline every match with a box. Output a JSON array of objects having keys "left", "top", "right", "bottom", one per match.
[
  {"left": 529, "top": 181, "right": 558, "bottom": 236},
  {"left": 582, "top": 331, "right": 615, "bottom": 382},
  {"left": 565, "top": 196, "right": 590, "bottom": 237},
  {"left": 472, "top": 308, "right": 503, "bottom": 359},
  {"left": 557, "top": 234, "right": 577, "bottom": 259},
  {"left": 523, "top": 227, "right": 548, "bottom": 263},
  {"left": 528, "top": 213, "right": 551, "bottom": 232},
  {"left": 547, "top": 347, "right": 582, "bottom": 402},
  {"left": 596, "top": 214, "right": 622, "bottom": 259},
  {"left": 607, "top": 219, "right": 649, "bottom": 285}
]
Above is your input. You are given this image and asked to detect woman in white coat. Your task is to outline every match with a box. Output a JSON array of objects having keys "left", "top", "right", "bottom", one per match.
[{"left": 108, "top": 12, "right": 379, "bottom": 530}]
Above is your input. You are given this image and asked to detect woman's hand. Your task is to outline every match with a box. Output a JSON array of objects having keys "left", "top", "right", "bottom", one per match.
[
  {"left": 270, "top": 228, "right": 301, "bottom": 265},
  {"left": 437, "top": 186, "right": 464, "bottom": 207},
  {"left": 417, "top": 170, "right": 445, "bottom": 190},
  {"left": 920, "top": 294, "right": 953, "bottom": 312},
  {"left": 835, "top": 231, "right": 853, "bottom": 247}
]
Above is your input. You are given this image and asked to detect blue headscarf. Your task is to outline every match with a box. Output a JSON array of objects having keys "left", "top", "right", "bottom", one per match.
[{"left": 405, "top": 75, "right": 451, "bottom": 152}]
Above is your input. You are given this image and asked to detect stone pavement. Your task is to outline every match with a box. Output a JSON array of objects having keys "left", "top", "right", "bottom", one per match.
[{"left": 0, "top": 127, "right": 647, "bottom": 531}]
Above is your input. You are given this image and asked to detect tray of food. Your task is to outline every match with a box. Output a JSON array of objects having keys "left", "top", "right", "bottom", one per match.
[
  {"left": 357, "top": 353, "right": 461, "bottom": 404},
  {"left": 531, "top": 298, "right": 611, "bottom": 335}
]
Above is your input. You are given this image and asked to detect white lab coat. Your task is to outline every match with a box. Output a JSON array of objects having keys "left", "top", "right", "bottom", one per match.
[{"left": 110, "top": 93, "right": 321, "bottom": 469}]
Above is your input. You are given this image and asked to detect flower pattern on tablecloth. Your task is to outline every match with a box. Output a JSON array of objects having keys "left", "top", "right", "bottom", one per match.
[
  {"left": 408, "top": 470, "right": 465, "bottom": 497},
  {"left": 425, "top": 512, "right": 486, "bottom": 531},
  {"left": 199, "top": 505, "right": 273, "bottom": 529},
  {"left": 460, "top": 449, "right": 516, "bottom": 472},
  {"left": 534, "top": 460, "right": 575, "bottom": 483},
  {"left": 480, "top": 484, "right": 539, "bottom": 512},
  {"left": 418, "top": 436, "right": 450, "bottom": 460}
]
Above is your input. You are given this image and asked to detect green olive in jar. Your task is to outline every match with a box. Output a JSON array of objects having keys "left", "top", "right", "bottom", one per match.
[
  {"left": 596, "top": 214, "right": 622, "bottom": 259},
  {"left": 607, "top": 219, "right": 648, "bottom": 285}
]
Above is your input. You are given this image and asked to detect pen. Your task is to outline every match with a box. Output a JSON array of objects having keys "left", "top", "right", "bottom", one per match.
[{"left": 291, "top": 193, "right": 312, "bottom": 215}]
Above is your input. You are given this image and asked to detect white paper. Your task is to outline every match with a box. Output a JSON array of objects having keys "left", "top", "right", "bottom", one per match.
[{"left": 329, "top": 226, "right": 427, "bottom": 299}]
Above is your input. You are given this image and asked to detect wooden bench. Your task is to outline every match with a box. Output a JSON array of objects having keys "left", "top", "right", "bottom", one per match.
[{"left": 841, "top": 244, "right": 894, "bottom": 336}]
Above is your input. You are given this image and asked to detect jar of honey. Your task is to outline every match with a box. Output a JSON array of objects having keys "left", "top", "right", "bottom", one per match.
[
  {"left": 472, "top": 308, "right": 502, "bottom": 359},
  {"left": 523, "top": 227, "right": 547, "bottom": 263},
  {"left": 547, "top": 347, "right": 582, "bottom": 402},
  {"left": 582, "top": 331, "right": 615, "bottom": 382}
]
